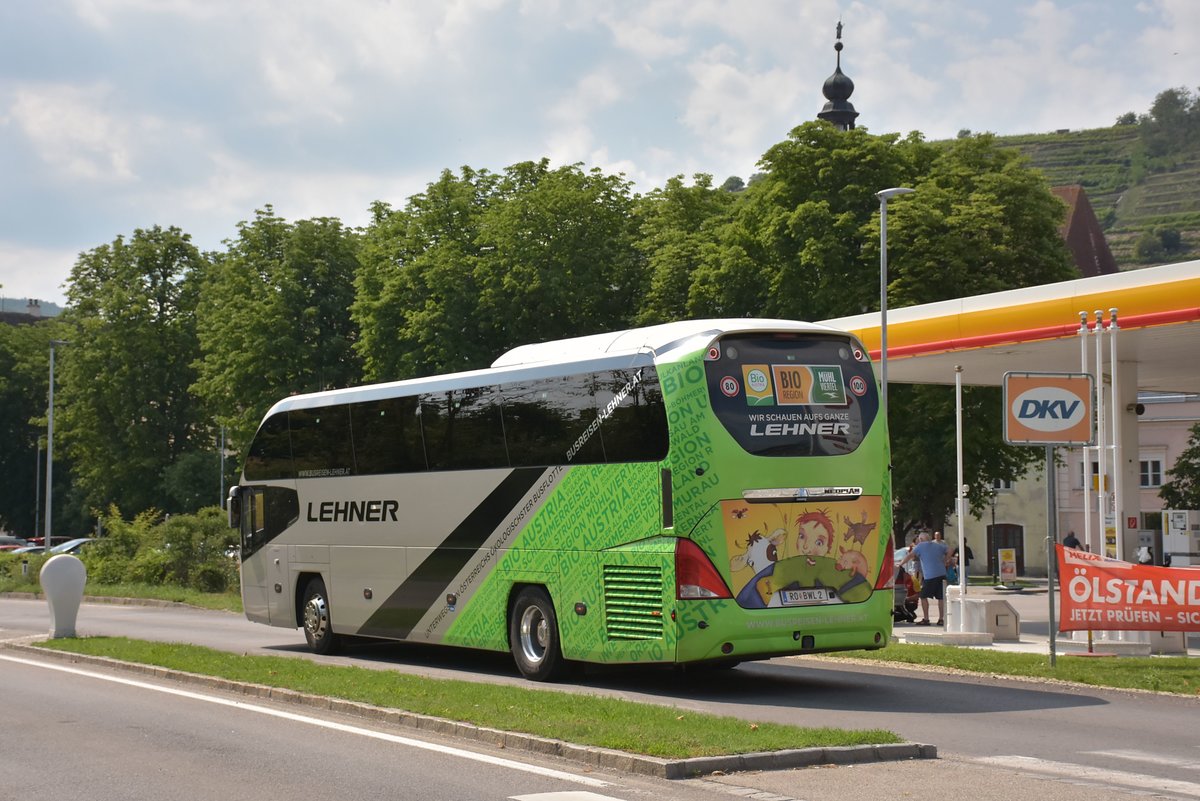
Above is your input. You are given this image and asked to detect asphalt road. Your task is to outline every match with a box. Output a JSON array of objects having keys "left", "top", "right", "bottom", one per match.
[
  {"left": 0, "top": 650, "right": 745, "bottom": 801},
  {"left": 3, "top": 596, "right": 1200, "bottom": 801}
]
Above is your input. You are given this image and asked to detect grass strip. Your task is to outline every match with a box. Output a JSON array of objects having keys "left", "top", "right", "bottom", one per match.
[
  {"left": 0, "top": 579, "right": 242, "bottom": 612},
  {"left": 830, "top": 643, "right": 1200, "bottom": 695},
  {"left": 36, "top": 637, "right": 900, "bottom": 758}
]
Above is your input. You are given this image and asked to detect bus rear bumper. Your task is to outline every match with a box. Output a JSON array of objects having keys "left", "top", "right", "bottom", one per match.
[{"left": 673, "top": 594, "right": 893, "bottom": 663}]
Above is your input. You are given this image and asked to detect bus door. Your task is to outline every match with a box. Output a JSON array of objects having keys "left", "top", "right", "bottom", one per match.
[
  {"left": 239, "top": 487, "right": 270, "bottom": 623},
  {"left": 265, "top": 542, "right": 290, "bottom": 625}
]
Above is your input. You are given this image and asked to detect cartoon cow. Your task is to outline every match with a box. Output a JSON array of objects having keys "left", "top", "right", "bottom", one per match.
[{"left": 730, "top": 528, "right": 785, "bottom": 575}]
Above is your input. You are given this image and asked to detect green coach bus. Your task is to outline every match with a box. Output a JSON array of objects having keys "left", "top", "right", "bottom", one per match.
[{"left": 228, "top": 319, "right": 894, "bottom": 680}]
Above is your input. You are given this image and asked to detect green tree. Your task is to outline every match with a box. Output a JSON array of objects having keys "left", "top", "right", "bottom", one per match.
[
  {"left": 354, "top": 161, "right": 643, "bottom": 379},
  {"left": 1134, "top": 229, "right": 1165, "bottom": 262},
  {"left": 633, "top": 174, "right": 734, "bottom": 325},
  {"left": 354, "top": 167, "right": 501, "bottom": 380},
  {"left": 1140, "top": 86, "right": 1199, "bottom": 161},
  {"left": 473, "top": 160, "right": 642, "bottom": 357},
  {"left": 879, "top": 133, "right": 1076, "bottom": 306},
  {"left": 193, "top": 207, "right": 362, "bottom": 451},
  {"left": 888, "top": 384, "right": 1044, "bottom": 536},
  {"left": 58, "top": 226, "right": 208, "bottom": 516},
  {"left": 686, "top": 123, "right": 919, "bottom": 322},
  {"left": 719, "top": 176, "right": 745, "bottom": 192},
  {"left": 0, "top": 319, "right": 77, "bottom": 535},
  {"left": 1160, "top": 423, "right": 1200, "bottom": 509}
]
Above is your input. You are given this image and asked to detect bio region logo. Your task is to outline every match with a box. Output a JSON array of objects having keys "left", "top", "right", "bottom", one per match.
[{"left": 1011, "top": 385, "right": 1087, "bottom": 432}]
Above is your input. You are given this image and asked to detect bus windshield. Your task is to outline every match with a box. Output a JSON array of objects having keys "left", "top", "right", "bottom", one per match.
[{"left": 703, "top": 333, "right": 879, "bottom": 457}]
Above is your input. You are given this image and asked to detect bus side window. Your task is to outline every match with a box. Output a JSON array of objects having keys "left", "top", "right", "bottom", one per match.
[
  {"left": 240, "top": 486, "right": 298, "bottom": 556},
  {"left": 351, "top": 396, "right": 426, "bottom": 475},
  {"left": 289, "top": 405, "right": 353, "bottom": 477},
  {"left": 244, "top": 412, "right": 294, "bottom": 481},
  {"left": 592, "top": 369, "right": 669, "bottom": 462},
  {"left": 242, "top": 488, "right": 263, "bottom": 552},
  {"left": 502, "top": 374, "right": 603, "bottom": 466},
  {"left": 420, "top": 388, "right": 508, "bottom": 470}
]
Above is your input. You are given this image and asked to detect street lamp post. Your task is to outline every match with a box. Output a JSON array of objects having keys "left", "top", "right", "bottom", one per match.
[
  {"left": 44, "top": 340, "right": 70, "bottom": 550},
  {"left": 875, "top": 187, "right": 916, "bottom": 419}
]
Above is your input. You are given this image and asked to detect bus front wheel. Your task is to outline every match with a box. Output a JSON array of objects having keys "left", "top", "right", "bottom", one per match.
[
  {"left": 302, "top": 577, "right": 340, "bottom": 655},
  {"left": 510, "top": 586, "right": 566, "bottom": 682}
]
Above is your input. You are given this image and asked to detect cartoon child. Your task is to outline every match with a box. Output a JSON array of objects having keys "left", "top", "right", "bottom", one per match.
[
  {"left": 794, "top": 509, "right": 834, "bottom": 562},
  {"left": 759, "top": 506, "right": 871, "bottom": 606}
]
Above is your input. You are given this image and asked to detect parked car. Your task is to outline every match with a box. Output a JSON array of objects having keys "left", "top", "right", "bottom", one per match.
[
  {"left": 0, "top": 536, "right": 30, "bottom": 551},
  {"left": 9, "top": 545, "right": 45, "bottom": 554},
  {"left": 49, "top": 538, "right": 93, "bottom": 555},
  {"left": 26, "top": 536, "right": 76, "bottom": 548}
]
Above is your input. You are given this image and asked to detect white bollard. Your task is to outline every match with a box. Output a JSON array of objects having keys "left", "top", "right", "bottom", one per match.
[{"left": 40, "top": 554, "right": 87, "bottom": 638}]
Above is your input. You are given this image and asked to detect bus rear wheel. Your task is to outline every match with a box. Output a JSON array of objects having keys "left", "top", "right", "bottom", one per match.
[
  {"left": 302, "top": 577, "right": 340, "bottom": 655},
  {"left": 510, "top": 586, "right": 567, "bottom": 682}
]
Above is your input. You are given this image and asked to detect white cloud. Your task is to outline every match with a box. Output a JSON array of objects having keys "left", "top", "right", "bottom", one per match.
[
  {"left": 1, "top": 0, "right": 1192, "bottom": 307},
  {"left": 682, "top": 45, "right": 803, "bottom": 155},
  {"left": 1136, "top": 0, "right": 1200, "bottom": 92},
  {"left": 10, "top": 84, "right": 137, "bottom": 182},
  {"left": 549, "top": 70, "right": 625, "bottom": 125},
  {"left": 0, "top": 243, "right": 79, "bottom": 305}
]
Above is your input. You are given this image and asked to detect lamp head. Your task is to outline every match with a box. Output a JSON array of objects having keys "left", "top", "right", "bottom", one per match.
[{"left": 876, "top": 187, "right": 916, "bottom": 201}]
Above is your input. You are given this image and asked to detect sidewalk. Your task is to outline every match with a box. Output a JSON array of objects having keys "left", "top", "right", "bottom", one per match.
[{"left": 892, "top": 578, "right": 1200, "bottom": 657}]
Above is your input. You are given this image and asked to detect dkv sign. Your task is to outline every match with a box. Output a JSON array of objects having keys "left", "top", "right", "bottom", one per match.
[{"left": 1003, "top": 372, "right": 1094, "bottom": 446}]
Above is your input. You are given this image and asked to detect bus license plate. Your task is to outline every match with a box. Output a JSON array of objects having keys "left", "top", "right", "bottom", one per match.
[{"left": 780, "top": 588, "right": 833, "bottom": 606}]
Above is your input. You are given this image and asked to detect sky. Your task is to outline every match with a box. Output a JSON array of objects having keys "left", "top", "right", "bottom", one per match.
[{"left": 1, "top": 0, "right": 1196, "bottom": 307}]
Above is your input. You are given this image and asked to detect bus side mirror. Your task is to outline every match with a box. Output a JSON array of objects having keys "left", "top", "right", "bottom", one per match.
[{"left": 228, "top": 486, "right": 242, "bottom": 529}]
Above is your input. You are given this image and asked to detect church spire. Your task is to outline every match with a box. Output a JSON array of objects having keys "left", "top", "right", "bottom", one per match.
[{"left": 817, "top": 20, "right": 859, "bottom": 131}]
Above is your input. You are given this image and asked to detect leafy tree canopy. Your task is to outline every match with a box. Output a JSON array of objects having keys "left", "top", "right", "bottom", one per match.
[
  {"left": 354, "top": 161, "right": 642, "bottom": 379},
  {"left": 58, "top": 226, "right": 207, "bottom": 516},
  {"left": 193, "top": 207, "right": 362, "bottom": 452},
  {"left": 1160, "top": 423, "right": 1200, "bottom": 509}
]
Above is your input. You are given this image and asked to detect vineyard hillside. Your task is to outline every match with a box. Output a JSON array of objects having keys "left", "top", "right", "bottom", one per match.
[{"left": 992, "top": 120, "right": 1200, "bottom": 269}]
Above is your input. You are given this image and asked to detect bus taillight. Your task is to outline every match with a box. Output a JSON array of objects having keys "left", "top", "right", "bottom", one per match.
[
  {"left": 875, "top": 536, "right": 895, "bottom": 590},
  {"left": 675, "top": 538, "right": 733, "bottom": 600}
]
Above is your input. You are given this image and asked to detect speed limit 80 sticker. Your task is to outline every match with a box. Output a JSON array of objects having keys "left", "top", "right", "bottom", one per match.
[{"left": 720, "top": 376, "right": 740, "bottom": 397}]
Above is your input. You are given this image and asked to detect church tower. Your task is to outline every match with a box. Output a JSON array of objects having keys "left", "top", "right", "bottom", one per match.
[{"left": 817, "top": 21, "right": 859, "bottom": 130}]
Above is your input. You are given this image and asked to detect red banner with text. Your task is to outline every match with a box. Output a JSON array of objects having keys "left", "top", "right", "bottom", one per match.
[{"left": 1057, "top": 545, "right": 1200, "bottom": 632}]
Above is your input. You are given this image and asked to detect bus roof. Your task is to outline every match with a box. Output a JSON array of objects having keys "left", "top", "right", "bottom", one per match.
[
  {"left": 266, "top": 318, "right": 845, "bottom": 415},
  {"left": 491, "top": 318, "right": 839, "bottom": 367}
]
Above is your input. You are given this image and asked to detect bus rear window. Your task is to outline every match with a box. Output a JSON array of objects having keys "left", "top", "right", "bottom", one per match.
[{"left": 703, "top": 333, "right": 879, "bottom": 456}]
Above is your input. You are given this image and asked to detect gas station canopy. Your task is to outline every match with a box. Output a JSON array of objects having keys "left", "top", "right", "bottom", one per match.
[{"left": 822, "top": 260, "right": 1200, "bottom": 394}]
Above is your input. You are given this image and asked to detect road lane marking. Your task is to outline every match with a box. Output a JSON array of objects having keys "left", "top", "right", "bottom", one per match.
[
  {"left": 510, "top": 793, "right": 626, "bottom": 800},
  {"left": 1084, "top": 749, "right": 1200, "bottom": 771},
  {"left": 0, "top": 653, "right": 608, "bottom": 788},
  {"left": 977, "top": 755, "right": 1200, "bottom": 798}
]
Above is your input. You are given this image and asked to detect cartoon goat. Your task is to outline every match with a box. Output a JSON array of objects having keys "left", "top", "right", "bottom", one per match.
[{"left": 843, "top": 511, "right": 877, "bottom": 545}]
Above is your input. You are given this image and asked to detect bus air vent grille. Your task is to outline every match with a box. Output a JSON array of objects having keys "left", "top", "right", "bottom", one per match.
[{"left": 603, "top": 564, "right": 664, "bottom": 640}]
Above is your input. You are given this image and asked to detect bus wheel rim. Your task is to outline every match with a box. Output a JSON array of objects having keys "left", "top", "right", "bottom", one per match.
[
  {"left": 519, "top": 606, "right": 547, "bottom": 664},
  {"left": 305, "top": 595, "right": 329, "bottom": 641}
]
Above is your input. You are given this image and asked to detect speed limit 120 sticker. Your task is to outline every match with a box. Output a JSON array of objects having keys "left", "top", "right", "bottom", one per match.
[
  {"left": 849, "top": 375, "right": 868, "bottom": 396},
  {"left": 720, "top": 376, "right": 740, "bottom": 397}
]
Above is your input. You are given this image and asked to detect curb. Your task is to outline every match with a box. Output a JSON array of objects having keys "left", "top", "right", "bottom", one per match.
[{"left": 2, "top": 640, "right": 936, "bottom": 778}]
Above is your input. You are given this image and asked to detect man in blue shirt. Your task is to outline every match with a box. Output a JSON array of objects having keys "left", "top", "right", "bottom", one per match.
[{"left": 899, "top": 531, "right": 949, "bottom": 626}]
